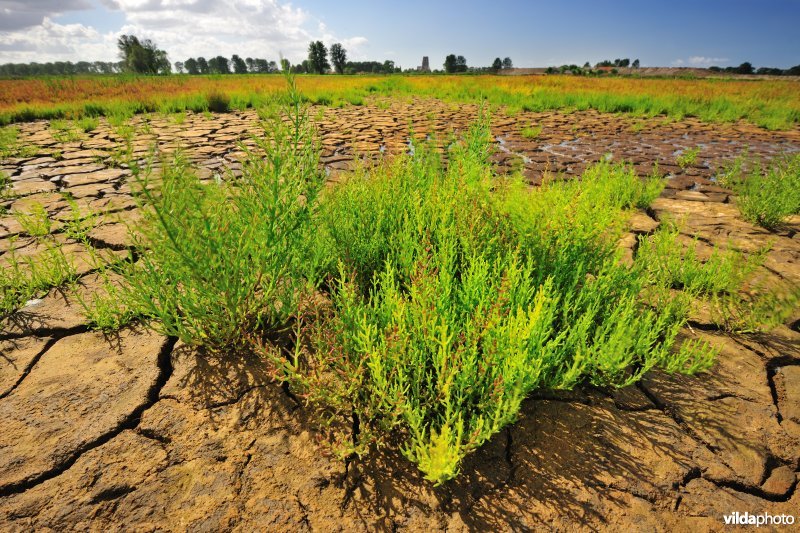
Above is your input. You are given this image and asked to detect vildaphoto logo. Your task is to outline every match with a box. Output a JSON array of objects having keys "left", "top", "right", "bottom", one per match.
[{"left": 723, "top": 511, "right": 795, "bottom": 527}]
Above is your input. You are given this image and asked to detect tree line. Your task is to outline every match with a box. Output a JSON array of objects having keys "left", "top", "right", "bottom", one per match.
[
  {"left": 176, "top": 56, "right": 280, "bottom": 74},
  {"left": 1, "top": 35, "right": 797, "bottom": 77}
]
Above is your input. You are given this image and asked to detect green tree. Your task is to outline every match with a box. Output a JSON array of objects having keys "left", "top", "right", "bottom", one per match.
[
  {"left": 632, "top": 58, "right": 640, "bottom": 68},
  {"left": 330, "top": 43, "right": 347, "bottom": 74},
  {"left": 231, "top": 54, "right": 248, "bottom": 74},
  {"left": 735, "top": 62, "right": 754, "bottom": 75},
  {"left": 456, "top": 55, "right": 468, "bottom": 72},
  {"left": 197, "top": 57, "right": 209, "bottom": 74},
  {"left": 308, "top": 41, "right": 330, "bottom": 74},
  {"left": 184, "top": 58, "right": 199, "bottom": 74},
  {"left": 444, "top": 54, "right": 457, "bottom": 73},
  {"left": 491, "top": 57, "right": 502, "bottom": 72},
  {"left": 209, "top": 56, "right": 230, "bottom": 74},
  {"left": 502, "top": 57, "right": 513, "bottom": 69},
  {"left": 117, "top": 34, "right": 170, "bottom": 74}
]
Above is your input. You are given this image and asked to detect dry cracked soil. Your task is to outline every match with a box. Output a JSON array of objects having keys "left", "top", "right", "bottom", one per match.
[{"left": 1, "top": 100, "right": 799, "bottom": 531}]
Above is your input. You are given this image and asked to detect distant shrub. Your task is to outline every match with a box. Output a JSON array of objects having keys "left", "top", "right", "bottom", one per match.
[{"left": 205, "top": 91, "right": 231, "bottom": 113}]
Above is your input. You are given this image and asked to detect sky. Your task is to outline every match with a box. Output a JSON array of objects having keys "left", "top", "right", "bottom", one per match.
[{"left": 0, "top": 0, "right": 798, "bottom": 69}]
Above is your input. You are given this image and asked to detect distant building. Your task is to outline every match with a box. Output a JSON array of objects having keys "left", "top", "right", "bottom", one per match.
[{"left": 418, "top": 56, "right": 430, "bottom": 72}]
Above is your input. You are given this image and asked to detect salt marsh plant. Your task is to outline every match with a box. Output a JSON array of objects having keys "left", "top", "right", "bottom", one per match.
[
  {"left": 520, "top": 123, "right": 543, "bottom": 139},
  {"left": 718, "top": 153, "right": 800, "bottom": 229},
  {"left": 676, "top": 146, "right": 701, "bottom": 169},
  {"left": 0, "top": 242, "right": 78, "bottom": 318},
  {"left": 111, "top": 74, "right": 325, "bottom": 349},
  {"left": 264, "top": 118, "right": 715, "bottom": 484}
]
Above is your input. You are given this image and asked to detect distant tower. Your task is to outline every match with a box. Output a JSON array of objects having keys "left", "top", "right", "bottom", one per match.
[{"left": 421, "top": 56, "right": 430, "bottom": 72}]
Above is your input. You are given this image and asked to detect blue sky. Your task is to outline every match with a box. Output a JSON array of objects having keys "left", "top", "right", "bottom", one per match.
[{"left": 0, "top": 0, "right": 798, "bottom": 68}]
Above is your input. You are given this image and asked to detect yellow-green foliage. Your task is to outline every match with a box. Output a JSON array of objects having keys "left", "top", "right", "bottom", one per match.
[
  {"left": 273, "top": 119, "right": 710, "bottom": 484},
  {"left": 719, "top": 153, "right": 800, "bottom": 230},
  {"left": 0, "top": 243, "right": 78, "bottom": 317}
]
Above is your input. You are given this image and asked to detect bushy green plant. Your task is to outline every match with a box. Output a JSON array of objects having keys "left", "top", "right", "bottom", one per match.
[
  {"left": 265, "top": 119, "right": 711, "bottom": 484},
  {"left": 719, "top": 154, "right": 800, "bottom": 229},
  {"left": 76, "top": 117, "right": 99, "bottom": 133},
  {"left": 114, "top": 75, "right": 325, "bottom": 349},
  {"left": 14, "top": 202, "right": 52, "bottom": 238},
  {"left": 205, "top": 91, "right": 231, "bottom": 113},
  {"left": 61, "top": 195, "right": 99, "bottom": 242}
]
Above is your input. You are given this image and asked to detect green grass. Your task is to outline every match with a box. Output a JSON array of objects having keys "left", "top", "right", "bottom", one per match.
[
  {"left": 718, "top": 153, "right": 800, "bottom": 230},
  {"left": 205, "top": 91, "right": 231, "bottom": 113},
  {"left": 0, "top": 170, "right": 10, "bottom": 198},
  {"left": 0, "top": 242, "right": 79, "bottom": 318},
  {"left": 49, "top": 119, "right": 82, "bottom": 143},
  {"left": 0, "top": 125, "right": 38, "bottom": 159},
  {"left": 520, "top": 123, "right": 543, "bottom": 139}
]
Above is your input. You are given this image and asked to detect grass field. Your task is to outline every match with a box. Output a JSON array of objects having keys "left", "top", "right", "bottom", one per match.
[{"left": 1, "top": 74, "right": 799, "bottom": 129}]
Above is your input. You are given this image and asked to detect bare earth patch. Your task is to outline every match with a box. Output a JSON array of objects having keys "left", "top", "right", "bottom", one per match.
[{"left": 1, "top": 104, "right": 798, "bottom": 530}]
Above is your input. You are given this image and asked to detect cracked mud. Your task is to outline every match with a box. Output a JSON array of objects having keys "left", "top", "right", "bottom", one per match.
[{"left": 1, "top": 102, "right": 799, "bottom": 530}]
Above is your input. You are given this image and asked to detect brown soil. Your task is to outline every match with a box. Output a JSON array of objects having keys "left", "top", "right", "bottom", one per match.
[{"left": 1, "top": 102, "right": 799, "bottom": 531}]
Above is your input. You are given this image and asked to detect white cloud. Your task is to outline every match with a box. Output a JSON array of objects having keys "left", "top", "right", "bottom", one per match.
[
  {"left": 316, "top": 20, "right": 368, "bottom": 60},
  {"left": 672, "top": 56, "right": 728, "bottom": 67},
  {"left": 688, "top": 56, "right": 728, "bottom": 66},
  {"left": 0, "top": 0, "right": 367, "bottom": 64}
]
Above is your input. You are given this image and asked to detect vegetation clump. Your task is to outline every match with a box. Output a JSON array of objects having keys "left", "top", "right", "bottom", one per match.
[
  {"left": 107, "top": 76, "right": 324, "bottom": 348},
  {"left": 718, "top": 153, "right": 800, "bottom": 230},
  {"left": 205, "top": 91, "right": 231, "bottom": 113}
]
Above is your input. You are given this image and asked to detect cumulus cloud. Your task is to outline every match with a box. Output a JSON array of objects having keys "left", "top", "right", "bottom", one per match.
[{"left": 0, "top": 0, "right": 367, "bottom": 64}]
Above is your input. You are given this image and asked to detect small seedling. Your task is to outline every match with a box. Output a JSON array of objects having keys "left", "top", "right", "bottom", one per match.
[
  {"left": 520, "top": 123, "right": 543, "bottom": 139},
  {"left": 14, "top": 202, "right": 52, "bottom": 238},
  {"left": 676, "top": 146, "right": 701, "bottom": 169}
]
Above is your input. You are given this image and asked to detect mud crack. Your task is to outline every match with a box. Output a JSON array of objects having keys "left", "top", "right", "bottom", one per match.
[{"left": 0, "top": 335, "right": 178, "bottom": 497}]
